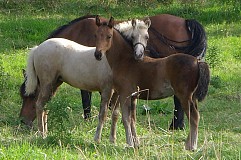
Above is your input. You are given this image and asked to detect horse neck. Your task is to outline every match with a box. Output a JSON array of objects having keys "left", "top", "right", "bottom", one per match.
[{"left": 106, "top": 30, "right": 133, "bottom": 68}]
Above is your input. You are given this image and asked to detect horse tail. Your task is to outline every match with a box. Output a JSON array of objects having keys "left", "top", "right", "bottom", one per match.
[
  {"left": 185, "top": 19, "right": 207, "bottom": 59},
  {"left": 194, "top": 62, "right": 210, "bottom": 102},
  {"left": 25, "top": 46, "right": 38, "bottom": 96}
]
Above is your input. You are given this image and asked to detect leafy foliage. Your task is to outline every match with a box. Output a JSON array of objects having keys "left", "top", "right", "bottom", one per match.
[{"left": 205, "top": 44, "right": 222, "bottom": 70}]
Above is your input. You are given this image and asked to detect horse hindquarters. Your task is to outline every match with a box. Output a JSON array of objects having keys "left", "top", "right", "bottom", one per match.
[{"left": 167, "top": 55, "right": 200, "bottom": 150}]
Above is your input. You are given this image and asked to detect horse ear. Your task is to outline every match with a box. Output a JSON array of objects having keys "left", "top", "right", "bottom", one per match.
[
  {"left": 108, "top": 16, "right": 114, "bottom": 28},
  {"left": 132, "top": 19, "right": 137, "bottom": 28},
  {"left": 144, "top": 17, "right": 151, "bottom": 28},
  {"left": 96, "top": 15, "right": 101, "bottom": 26}
]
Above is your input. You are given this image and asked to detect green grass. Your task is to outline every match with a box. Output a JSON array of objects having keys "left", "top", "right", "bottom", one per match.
[{"left": 0, "top": 0, "right": 241, "bottom": 159}]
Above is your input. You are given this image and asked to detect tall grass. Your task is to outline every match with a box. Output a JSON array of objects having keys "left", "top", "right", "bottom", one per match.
[{"left": 0, "top": 0, "right": 241, "bottom": 159}]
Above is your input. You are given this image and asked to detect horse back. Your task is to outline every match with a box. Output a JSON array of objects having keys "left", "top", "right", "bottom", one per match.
[
  {"left": 165, "top": 54, "right": 199, "bottom": 92},
  {"left": 33, "top": 38, "right": 112, "bottom": 91},
  {"left": 134, "top": 54, "right": 199, "bottom": 100},
  {"left": 49, "top": 18, "right": 99, "bottom": 47},
  {"left": 150, "top": 14, "right": 189, "bottom": 42}
]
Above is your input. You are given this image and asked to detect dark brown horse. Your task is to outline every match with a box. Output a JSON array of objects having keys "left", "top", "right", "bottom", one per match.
[
  {"left": 19, "top": 14, "right": 207, "bottom": 130},
  {"left": 94, "top": 16, "right": 210, "bottom": 150}
]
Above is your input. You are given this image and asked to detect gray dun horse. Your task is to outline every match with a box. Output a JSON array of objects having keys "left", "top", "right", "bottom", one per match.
[{"left": 24, "top": 38, "right": 113, "bottom": 137}]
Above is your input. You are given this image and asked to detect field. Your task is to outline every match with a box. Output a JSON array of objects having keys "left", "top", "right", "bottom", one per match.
[{"left": 0, "top": 0, "right": 241, "bottom": 159}]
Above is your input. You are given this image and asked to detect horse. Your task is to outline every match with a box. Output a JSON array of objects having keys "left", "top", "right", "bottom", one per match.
[
  {"left": 22, "top": 19, "right": 152, "bottom": 137},
  {"left": 19, "top": 14, "right": 207, "bottom": 130},
  {"left": 24, "top": 38, "right": 113, "bottom": 137},
  {"left": 94, "top": 16, "right": 210, "bottom": 150}
]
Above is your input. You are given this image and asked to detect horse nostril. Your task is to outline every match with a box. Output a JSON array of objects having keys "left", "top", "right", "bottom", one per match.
[{"left": 134, "top": 52, "right": 144, "bottom": 61}]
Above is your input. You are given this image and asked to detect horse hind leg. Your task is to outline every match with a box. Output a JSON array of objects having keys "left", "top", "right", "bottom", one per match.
[
  {"left": 169, "top": 96, "right": 185, "bottom": 130},
  {"left": 119, "top": 95, "right": 135, "bottom": 148},
  {"left": 180, "top": 96, "right": 200, "bottom": 151},
  {"left": 94, "top": 89, "right": 113, "bottom": 143},
  {"left": 81, "top": 90, "right": 92, "bottom": 119},
  {"left": 109, "top": 92, "right": 120, "bottom": 143},
  {"left": 36, "top": 83, "right": 55, "bottom": 138}
]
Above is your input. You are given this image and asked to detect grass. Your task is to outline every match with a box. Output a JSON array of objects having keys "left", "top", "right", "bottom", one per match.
[{"left": 0, "top": 0, "right": 241, "bottom": 159}]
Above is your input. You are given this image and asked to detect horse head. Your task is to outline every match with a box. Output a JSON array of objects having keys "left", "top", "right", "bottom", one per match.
[
  {"left": 113, "top": 17, "right": 151, "bottom": 61},
  {"left": 19, "top": 69, "right": 36, "bottom": 127},
  {"left": 130, "top": 18, "right": 151, "bottom": 60},
  {"left": 94, "top": 15, "right": 114, "bottom": 61}
]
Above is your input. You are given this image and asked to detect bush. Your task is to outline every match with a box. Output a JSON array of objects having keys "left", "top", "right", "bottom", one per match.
[{"left": 206, "top": 45, "right": 222, "bottom": 70}]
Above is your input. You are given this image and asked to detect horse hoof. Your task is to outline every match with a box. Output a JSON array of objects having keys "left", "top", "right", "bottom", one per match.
[
  {"left": 82, "top": 113, "right": 91, "bottom": 120},
  {"left": 35, "top": 131, "right": 47, "bottom": 138},
  {"left": 134, "top": 138, "right": 140, "bottom": 148},
  {"left": 20, "top": 119, "right": 33, "bottom": 129},
  {"left": 169, "top": 123, "right": 185, "bottom": 130},
  {"left": 94, "top": 136, "right": 101, "bottom": 143},
  {"left": 124, "top": 144, "right": 135, "bottom": 150},
  {"left": 109, "top": 136, "right": 116, "bottom": 144},
  {"left": 185, "top": 143, "right": 197, "bottom": 151}
]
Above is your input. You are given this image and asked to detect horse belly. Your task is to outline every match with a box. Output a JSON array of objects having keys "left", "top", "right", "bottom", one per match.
[
  {"left": 139, "top": 82, "right": 174, "bottom": 100},
  {"left": 61, "top": 70, "right": 104, "bottom": 91},
  {"left": 61, "top": 55, "right": 112, "bottom": 92}
]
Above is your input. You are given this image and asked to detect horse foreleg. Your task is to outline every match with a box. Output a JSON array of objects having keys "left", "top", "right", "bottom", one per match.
[
  {"left": 36, "top": 97, "right": 48, "bottom": 138},
  {"left": 181, "top": 98, "right": 199, "bottom": 151},
  {"left": 36, "top": 85, "right": 52, "bottom": 138},
  {"left": 43, "top": 110, "right": 48, "bottom": 134},
  {"left": 130, "top": 96, "right": 139, "bottom": 148},
  {"left": 35, "top": 100, "right": 44, "bottom": 137},
  {"left": 81, "top": 90, "right": 92, "bottom": 119},
  {"left": 120, "top": 96, "right": 134, "bottom": 147},
  {"left": 94, "top": 89, "right": 113, "bottom": 143},
  {"left": 109, "top": 92, "right": 120, "bottom": 143}
]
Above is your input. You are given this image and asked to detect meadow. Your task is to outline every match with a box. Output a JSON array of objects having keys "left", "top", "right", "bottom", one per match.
[{"left": 0, "top": 0, "right": 241, "bottom": 159}]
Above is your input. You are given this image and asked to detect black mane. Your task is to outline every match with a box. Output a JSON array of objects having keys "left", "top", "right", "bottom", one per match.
[{"left": 47, "top": 15, "right": 97, "bottom": 39}]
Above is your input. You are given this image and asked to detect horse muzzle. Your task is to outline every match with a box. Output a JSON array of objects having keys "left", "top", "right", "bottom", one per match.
[
  {"left": 134, "top": 52, "right": 144, "bottom": 61},
  {"left": 133, "top": 42, "right": 145, "bottom": 61},
  {"left": 94, "top": 50, "right": 103, "bottom": 61},
  {"left": 20, "top": 117, "right": 33, "bottom": 128}
]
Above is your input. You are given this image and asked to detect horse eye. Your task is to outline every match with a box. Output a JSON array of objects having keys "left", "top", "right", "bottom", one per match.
[
  {"left": 107, "top": 35, "right": 112, "bottom": 39},
  {"left": 145, "top": 35, "right": 149, "bottom": 40}
]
